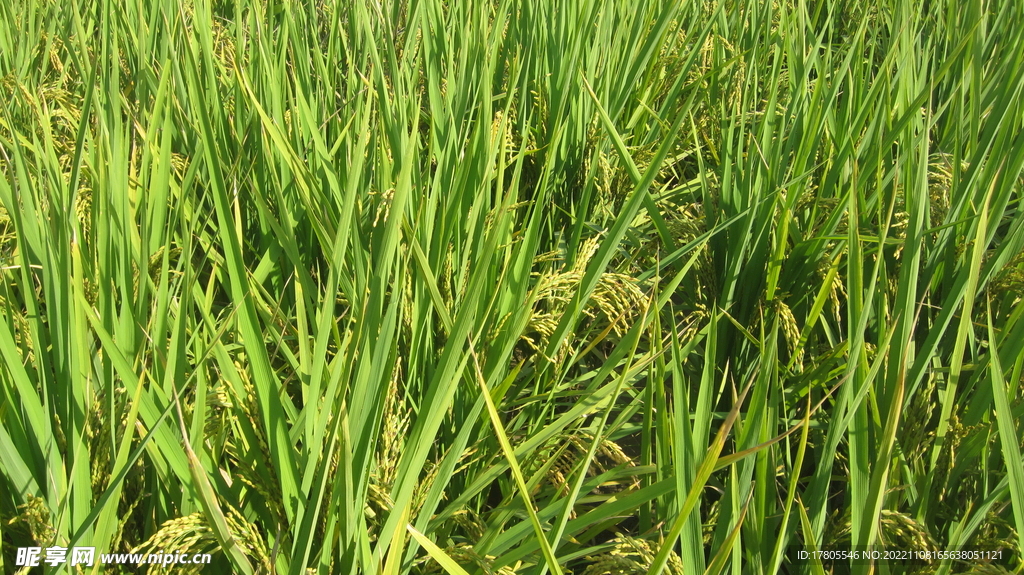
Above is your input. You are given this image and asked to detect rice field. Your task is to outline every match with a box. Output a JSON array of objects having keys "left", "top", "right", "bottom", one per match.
[{"left": 1, "top": 0, "right": 1023, "bottom": 573}]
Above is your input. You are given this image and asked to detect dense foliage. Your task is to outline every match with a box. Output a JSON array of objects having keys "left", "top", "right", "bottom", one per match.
[{"left": 2, "top": 0, "right": 1023, "bottom": 573}]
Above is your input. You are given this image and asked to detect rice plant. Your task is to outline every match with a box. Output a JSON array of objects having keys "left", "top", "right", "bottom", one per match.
[{"left": 1, "top": 0, "right": 1023, "bottom": 573}]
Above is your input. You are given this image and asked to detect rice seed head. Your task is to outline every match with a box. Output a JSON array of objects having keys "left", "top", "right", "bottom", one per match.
[
  {"left": 132, "top": 513, "right": 214, "bottom": 574},
  {"left": 989, "top": 250, "right": 1024, "bottom": 305},
  {"left": 775, "top": 299, "right": 803, "bottom": 371},
  {"left": 878, "top": 509, "right": 936, "bottom": 552},
  {"left": 524, "top": 237, "right": 647, "bottom": 361},
  {"left": 581, "top": 536, "right": 683, "bottom": 575},
  {"left": 927, "top": 153, "right": 958, "bottom": 228},
  {"left": 527, "top": 430, "right": 639, "bottom": 507},
  {"left": 414, "top": 544, "right": 517, "bottom": 575},
  {"left": 132, "top": 510, "right": 271, "bottom": 574},
  {"left": 6, "top": 494, "right": 56, "bottom": 547}
]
